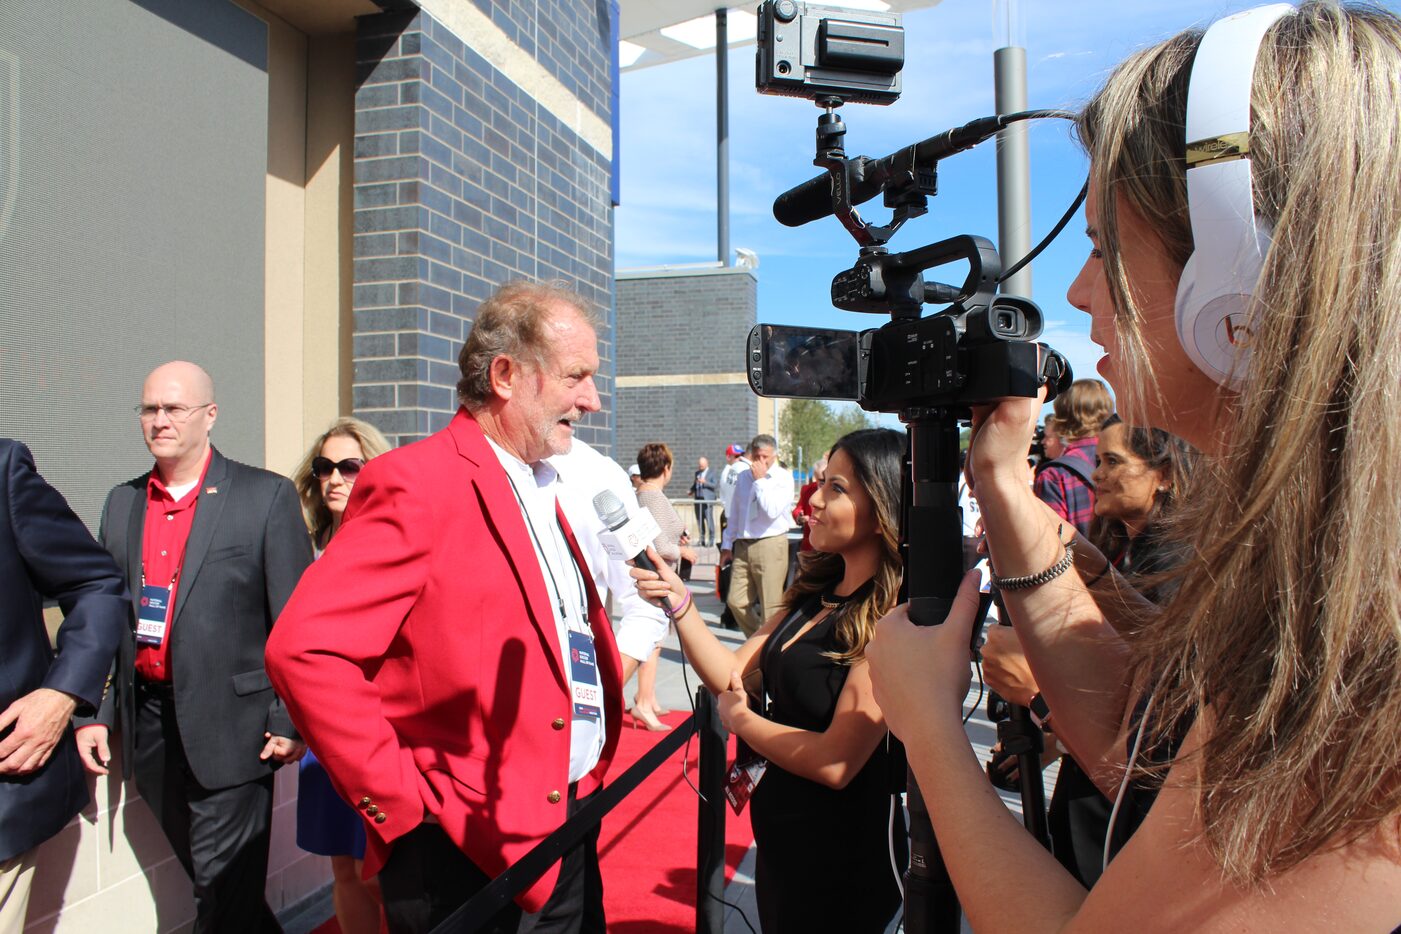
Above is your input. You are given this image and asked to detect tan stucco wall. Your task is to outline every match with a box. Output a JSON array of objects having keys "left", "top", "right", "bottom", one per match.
[
  {"left": 303, "top": 33, "right": 357, "bottom": 442},
  {"left": 263, "top": 11, "right": 310, "bottom": 477}
]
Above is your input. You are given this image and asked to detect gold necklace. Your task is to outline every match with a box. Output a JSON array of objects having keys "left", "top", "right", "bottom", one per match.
[{"left": 819, "top": 580, "right": 873, "bottom": 610}]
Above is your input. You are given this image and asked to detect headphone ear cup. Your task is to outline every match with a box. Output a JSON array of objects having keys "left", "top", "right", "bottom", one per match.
[
  {"left": 1174, "top": 250, "right": 1204, "bottom": 368},
  {"left": 1175, "top": 237, "right": 1261, "bottom": 390}
]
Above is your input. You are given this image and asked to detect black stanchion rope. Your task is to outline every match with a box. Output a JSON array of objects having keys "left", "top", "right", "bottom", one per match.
[{"left": 428, "top": 714, "right": 697, "bottom": 934}]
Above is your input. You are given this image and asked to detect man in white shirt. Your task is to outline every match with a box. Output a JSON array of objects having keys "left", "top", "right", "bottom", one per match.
[
  {"left": 719, "top": 434, "right": 795, "bottom": 635},
  {"left": 548, "top": 441, "right": 669, "bottom": 668},
  {"left": 717, "top": 443, "right": 747, "bottom": 521}
]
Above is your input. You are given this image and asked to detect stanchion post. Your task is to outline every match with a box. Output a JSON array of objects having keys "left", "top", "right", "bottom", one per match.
[{"left": 695, "top": 687, "right": 727, "bottom": 934}]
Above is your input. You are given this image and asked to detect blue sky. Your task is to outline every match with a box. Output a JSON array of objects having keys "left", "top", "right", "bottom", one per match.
[{"left": 615, "top": 0, "right": 1396, "bottom": 396}]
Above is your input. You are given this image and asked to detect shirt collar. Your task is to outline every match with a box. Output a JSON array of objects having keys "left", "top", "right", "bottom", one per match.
[
  {"left": 485, "top": 436, "right": 558, "bottom": 491},
  {"left": 147, "top": 447, "right": 212, "bottom": 505}
]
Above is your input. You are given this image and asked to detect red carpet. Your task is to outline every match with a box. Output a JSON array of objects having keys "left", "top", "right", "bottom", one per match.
[
  {"left": 311, "top": 709, "right": 753, "bottom": 933},
  {"left": 599, "top": 708, "right": 753, "bottom": 932}
]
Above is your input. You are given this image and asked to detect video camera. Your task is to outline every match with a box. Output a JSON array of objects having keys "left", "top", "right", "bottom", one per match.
[{"left": 749, "top": 5, "right": 1070, "bottom": 929}]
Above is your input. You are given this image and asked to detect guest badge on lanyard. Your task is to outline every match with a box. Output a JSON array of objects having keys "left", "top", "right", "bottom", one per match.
[
  {"left": 568, "top": 629, "right": 602, "bottom": 722},
  {"left": 136, "top": 576, "right": 176, "bottom": 646}
]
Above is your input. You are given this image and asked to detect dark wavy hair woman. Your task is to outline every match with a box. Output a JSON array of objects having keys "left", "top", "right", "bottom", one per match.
[{"left": 632, "top": 427, "right": 907, "bottom": 933}]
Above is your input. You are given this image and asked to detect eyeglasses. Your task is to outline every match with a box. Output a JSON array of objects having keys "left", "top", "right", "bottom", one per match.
[
  {"left": 312, "top": 457, "right": 365, "bottom": 480},
  {"left": 135, "top": 403, "right": 213, "bottom": 422}
]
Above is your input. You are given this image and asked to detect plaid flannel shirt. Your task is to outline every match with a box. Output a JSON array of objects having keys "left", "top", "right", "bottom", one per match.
[{"left": 1034, "top": 437, "right": 1098, "bottom": 537}]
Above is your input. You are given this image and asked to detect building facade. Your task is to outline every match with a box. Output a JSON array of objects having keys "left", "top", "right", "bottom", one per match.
[
  {"left": 0, "top": 0, "right": 617, "bottom": 928},
  {"left": 615, "top": 262, "right": 771, "bottom": 500}
]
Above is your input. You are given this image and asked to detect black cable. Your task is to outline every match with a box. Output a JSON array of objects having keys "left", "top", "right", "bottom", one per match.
[
  {"left": 645, "top": 592, "right": 762, "bottom": 934},
  {"left": 684, "top": 601, "right": 760, "bottom": 934},
  {"left": 677, "top": 638, "right": 706, "bottom": 802},
  {"left": 998, "top": 178, "right": 1089, "bottom": 285},
  {"left": 964, "top": 660, "right": 986, "bottom": 726},
  {"left": 930, "top": 107, "right": 1085, "bottom": 288},
  {"left": 710, "top": 890, "right": 760, "bottom": 934}
]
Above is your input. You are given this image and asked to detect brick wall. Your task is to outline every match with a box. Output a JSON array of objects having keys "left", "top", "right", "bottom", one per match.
[
  {"left": 615, "top": 267, "right": 757, "bottom": 499},
  {"left": 351, "top": 6, "right": 616, "bottom": 454}
]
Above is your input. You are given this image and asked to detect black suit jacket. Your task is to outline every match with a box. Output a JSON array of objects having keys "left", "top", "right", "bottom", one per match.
[
  {"left": 95, "top": 446, "right": 312, "bottom": 789},
  {"left": 0, "top": 440, "right": 127, "bottom": 862}
]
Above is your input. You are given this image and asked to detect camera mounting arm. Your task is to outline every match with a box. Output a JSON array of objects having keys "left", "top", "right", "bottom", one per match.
[{"left": 812, "top": 99, "right": 932, "bottom": 247}]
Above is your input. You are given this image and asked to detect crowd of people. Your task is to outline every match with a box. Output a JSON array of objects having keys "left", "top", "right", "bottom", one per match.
[{"left": 3, "top": 3, "right": 1401, "bottom": 933}]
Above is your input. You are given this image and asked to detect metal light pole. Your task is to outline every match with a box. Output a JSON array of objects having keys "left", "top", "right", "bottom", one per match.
[
  {"left": 716, "top": 8, "right": 731, "bottom": 266},
  {"left": 993, "top": 0, "right": 1031, "bottom": 297}
]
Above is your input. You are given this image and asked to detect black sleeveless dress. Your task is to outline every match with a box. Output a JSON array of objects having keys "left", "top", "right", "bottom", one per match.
[{"left": 749, "top": 594, "right": 906, "bottom": 933}]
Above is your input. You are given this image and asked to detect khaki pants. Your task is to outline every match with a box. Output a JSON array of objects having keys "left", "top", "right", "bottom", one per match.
[
  {"left": 727, "top": 534, "right": 789, "bottom": 636},
  {"left": 0, "top": 850, "right": 37, "bottom": 934}
]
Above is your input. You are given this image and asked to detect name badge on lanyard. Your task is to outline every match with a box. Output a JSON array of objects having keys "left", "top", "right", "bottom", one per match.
[
  {"left": 568, "top": 629, "right": 602, "bottom": 722},
  {"left": 136, "top": 583, "right": 173, "bottom": 646}
]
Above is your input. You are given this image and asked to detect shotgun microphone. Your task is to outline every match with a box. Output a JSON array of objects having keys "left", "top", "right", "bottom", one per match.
[{"left": 772, "top": 114, "right": 1010, "bottom": 228}]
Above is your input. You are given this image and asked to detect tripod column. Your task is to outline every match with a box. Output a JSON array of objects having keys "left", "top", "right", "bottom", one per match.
[{"left": 899, "top": 412, "right": 966, "bottom": 934}]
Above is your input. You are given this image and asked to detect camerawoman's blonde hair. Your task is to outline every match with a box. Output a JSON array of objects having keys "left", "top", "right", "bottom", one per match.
[
  {"left": 292, "top": 417, "right": 392, "bottom": 548},
  {"left": 1078, "top": 2, "right": 1401, "bottom": 884}
]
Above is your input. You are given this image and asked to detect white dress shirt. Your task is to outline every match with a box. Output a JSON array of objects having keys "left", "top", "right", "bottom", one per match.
[
  {"left": 487, "top": 438, "right": 604, "bottom": 783},
  {"left": 547, "top": 440, "right": 669, "bottom": 665},
  {"left": 721, "top": 463, "right": 795, "bottom": 550}
]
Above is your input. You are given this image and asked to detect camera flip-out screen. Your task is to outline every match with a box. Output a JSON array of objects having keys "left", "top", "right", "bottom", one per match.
[{"left": 747, "top": 324, "right": 861, "bottom": 400}]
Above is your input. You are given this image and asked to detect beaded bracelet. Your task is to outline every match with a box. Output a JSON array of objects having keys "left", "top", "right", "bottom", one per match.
[{"left": 991, "top": 525, "right": 1075, "bottom": 592}]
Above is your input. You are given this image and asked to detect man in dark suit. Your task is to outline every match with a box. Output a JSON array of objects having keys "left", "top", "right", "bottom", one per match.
[
  {"left": 75, "top": 361, "right": 312, "bottom": 933},
  {"left": 0, "top": 440, "right": 127, "bottom": 930},
  {"left": 268, "top": 282, "right": 654, "bottom": 934},
  {"left": 689, "top": 456, "right": 716, "bottom": 547}
]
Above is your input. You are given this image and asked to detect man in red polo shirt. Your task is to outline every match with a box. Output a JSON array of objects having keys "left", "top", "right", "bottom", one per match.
[{"left": 76, "top": 361, "right": 312, "bottom": 933}]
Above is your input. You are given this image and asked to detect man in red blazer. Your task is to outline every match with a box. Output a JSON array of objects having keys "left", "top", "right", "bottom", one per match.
[{"left": 266, "top": 282, "right": 640, "bottom": 933}]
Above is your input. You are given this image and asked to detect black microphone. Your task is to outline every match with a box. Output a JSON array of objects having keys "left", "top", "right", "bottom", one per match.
[
  {"left": 772, "top": 156, "right": 880, "bottom": 228},
  {"left": 592, "top": 489, "right": 660, "bottom": 574},
  {"left": 772, "top": 114, "right": 1009, "bottom": 228}
]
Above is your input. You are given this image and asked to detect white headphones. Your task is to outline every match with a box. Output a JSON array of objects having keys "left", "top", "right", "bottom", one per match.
[{"left": 1174, "top": 4, "right": 1293, "bottom": 388}]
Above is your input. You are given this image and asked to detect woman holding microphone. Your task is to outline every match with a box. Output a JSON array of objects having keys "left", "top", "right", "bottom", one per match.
[
  {"left": 868, "top": 4, "right": 1401, "bottom": 931},
  {"left": 631, "top": 428, "right": 907, "bottom": 933}
]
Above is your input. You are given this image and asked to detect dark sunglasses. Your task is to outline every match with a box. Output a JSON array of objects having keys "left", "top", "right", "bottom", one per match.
[{"left": 312, "top": 457, "right": 365, "bottom": 480}]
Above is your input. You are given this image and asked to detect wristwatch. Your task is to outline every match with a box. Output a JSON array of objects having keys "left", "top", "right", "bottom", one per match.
[{"left": 1028, "top": 692, "right": 1053, "bottom": 731}]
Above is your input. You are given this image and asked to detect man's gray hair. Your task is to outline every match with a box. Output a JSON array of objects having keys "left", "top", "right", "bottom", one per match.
[
  {"left": 749, "top": 434, "right": 777, "bottom": 456},
  {"left": 456, "top": 280, "right": 599, "bottom": 409}
]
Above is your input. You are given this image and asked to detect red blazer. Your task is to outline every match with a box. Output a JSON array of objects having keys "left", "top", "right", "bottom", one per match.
[{"left": 265, "top": 409, "right": 624, "bottom": 911}]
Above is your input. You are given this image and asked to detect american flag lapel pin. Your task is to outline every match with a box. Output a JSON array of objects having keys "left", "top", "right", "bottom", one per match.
[{"left": 205, "top": 486, "right": 218, "bottom": 495}]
